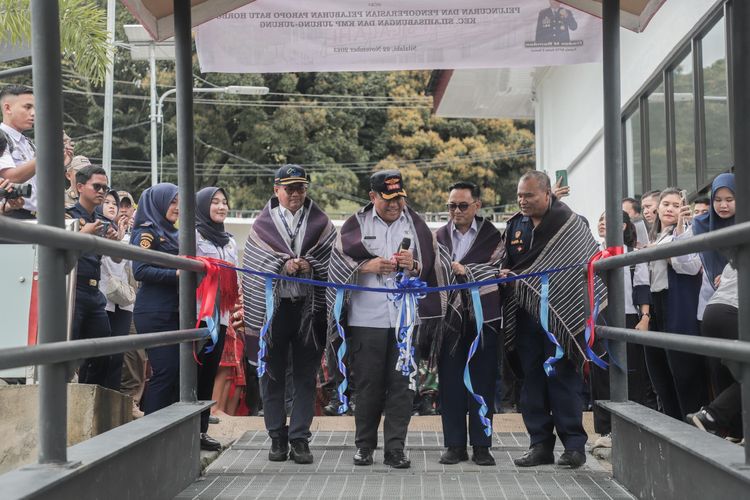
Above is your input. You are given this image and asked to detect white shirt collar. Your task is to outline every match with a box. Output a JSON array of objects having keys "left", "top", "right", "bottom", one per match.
[
  {"left": 0, "top": 122, "right": 24, "bottom": 142},
  {"left": 278, "top": 203, "right": 303, "bottom": 220},
  {"left": 452, "top": 218, "right": 478, "bottom": 236}
]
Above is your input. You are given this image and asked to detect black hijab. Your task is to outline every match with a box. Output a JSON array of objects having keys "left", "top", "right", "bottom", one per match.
[{"left": 196, "top": 187, "right": 231, "bottom": 247}]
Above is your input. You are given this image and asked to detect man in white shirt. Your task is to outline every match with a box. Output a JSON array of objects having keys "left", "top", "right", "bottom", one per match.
[
  {"left": 0, "top": 85, "right": 37, "bottom": 218},
  {"left": 435, "top": 182, "right": 504, "bottom": 466}
]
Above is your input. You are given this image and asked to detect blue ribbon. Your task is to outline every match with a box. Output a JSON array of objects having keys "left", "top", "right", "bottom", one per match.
[
  {"left": 332, "top": 288, "right": 349, "bottom": 414},
  {"left": 463, "top": 286, "right": 493, "bottom": 437},
  {"left": 540, "top": 274, "right": 565, "bottom": 376},
  {"left": 256, "top": 278, "right": 274, "bottom": 378},
  {"left": 202, "top": 302, "right": 220, "bottom": 354},
  {"left": 584, "top": 300, "right": 609, "bottom": 370},
  {"left": 389, "top": 273, "right": 426, "bottom": 390}
]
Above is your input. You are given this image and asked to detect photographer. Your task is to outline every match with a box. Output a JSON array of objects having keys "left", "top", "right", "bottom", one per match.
[
  {"left": 0, "top": 85, "right": 36, "bottom": 219},
  {"left": 65, "top": 164, "right": 119, "bottom": 387}
]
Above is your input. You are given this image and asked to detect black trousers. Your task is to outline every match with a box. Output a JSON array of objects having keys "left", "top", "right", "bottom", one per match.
[
  {"left": 197, "top": 322, "right": 227, "bottom": 433},
  {"left": 702, "top": 303, "right": 742, "bottom": 434},
  {"left": 439, "top": 326, "right": 498, "bottom": 447},
  {"left": 105, "top": 306, "right": 133, "bottom": 392},
  {"left": 645, "top": 291, "right": 709, "bottom": 419},
  {"left": 261, "top": 300, "right": 322, "bottom": 442},
  {"left": 590, "top": 314, "right": 655, "bottom": 435},
  {"left": 73, "top": 283, "right": 112, "bottom": 387},
  {"left": 350, "top": 326, "right": 416, "bottom": 452},
  {"left": 135, "top": 310, "right": 180, "bottom": 415},
  {"left": 515, "top": 309, "right": 587, "bottom": 453}
]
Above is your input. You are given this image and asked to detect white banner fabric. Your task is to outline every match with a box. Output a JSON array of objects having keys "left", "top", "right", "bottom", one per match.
[{"left": 195, "top": 0, "right": 602, "bottom": 73}]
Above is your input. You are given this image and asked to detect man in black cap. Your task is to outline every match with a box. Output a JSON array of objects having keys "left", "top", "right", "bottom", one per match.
[
  {"left": 241, "top": 165, "right": 336, "bottom": 464},
  {"left": 327, "top": 170, "right": 449, "bottom": 469}
]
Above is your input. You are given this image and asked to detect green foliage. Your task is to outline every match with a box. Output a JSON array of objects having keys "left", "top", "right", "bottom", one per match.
[{"left": 0, "top": 0, "right": 110, "bottom": 84}]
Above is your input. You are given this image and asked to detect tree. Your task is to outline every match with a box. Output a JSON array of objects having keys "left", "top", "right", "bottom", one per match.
[{"left": 0, "top": 0, "right": 110, "bottom": 84}]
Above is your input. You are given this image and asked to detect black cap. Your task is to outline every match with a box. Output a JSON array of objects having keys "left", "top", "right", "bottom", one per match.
[
  {"left": 274, "top": 164, "right": 309, "bottom": 186},
  {"left": 370, "top": 170, "right": 407, "bottom": 200}
]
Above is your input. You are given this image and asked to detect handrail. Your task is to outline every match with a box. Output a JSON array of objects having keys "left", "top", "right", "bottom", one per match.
[
  {"left": 0, "top": 328, "right": 209, "bottom": 371},
  {"left": 0, "top": 215, "right": 205, "bottom": 273},
  {"left": 597, "top": 326, "right": 750, "bottom": 363},
  {"left": 593, "top": 221, "right": 750, "bottom": 272}
]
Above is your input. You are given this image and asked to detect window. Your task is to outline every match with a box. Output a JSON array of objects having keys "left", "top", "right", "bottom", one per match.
[
  {"left": 648, "top": 81, "right": 668, "bottom": 190},
  {"left": 701, "top": 19, "right": 731, "bottom": 181},
  {"left": 625, "top": 111, "right": 642, "bottom": 196},
  {"left": 673, "top": 50, "right": 696, "bottom": 191}
]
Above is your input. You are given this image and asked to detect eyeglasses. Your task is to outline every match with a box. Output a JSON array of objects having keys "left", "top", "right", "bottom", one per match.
[
  {"left": 91, "top": 183, "right": 110, "bottom": 193},
  {"left": 284, "top": 185, "right": 307, "bottom": 194},
  {"left": 446, "top": 202, "right": 473, "bottom": 212}
]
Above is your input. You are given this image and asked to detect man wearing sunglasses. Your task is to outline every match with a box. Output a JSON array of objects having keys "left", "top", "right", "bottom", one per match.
[
  {"left": 65, "top": 165, "right": 119, "bottom": 387},
  {"left": 435, "top": 181, "right": 505, "bottom": 466},
  {"left": 327, "top": 170, "right": 449, "bottom": 469},
  {"left": 241, "top": 165, "right": 336, "bottom": 465}
]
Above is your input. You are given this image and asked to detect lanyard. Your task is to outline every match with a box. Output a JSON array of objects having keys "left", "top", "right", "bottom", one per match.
[{"left": 279, "top": 208, "right": 305, "bottom": 249}]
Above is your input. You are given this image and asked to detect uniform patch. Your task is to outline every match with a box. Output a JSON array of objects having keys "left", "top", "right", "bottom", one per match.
[{"left": 140, "top": 233, "right": 154, "bottom": 249}]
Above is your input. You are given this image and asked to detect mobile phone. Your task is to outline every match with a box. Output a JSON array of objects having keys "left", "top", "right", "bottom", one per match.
[
  {"left": 679, "top": 189, "right": 689, "bottom": 205},
  {"left": 555, "top": 169, "right": 568, "bottom": 188},
  {"left": 98, "top": 221, "right": 111, "bottom": 236}
]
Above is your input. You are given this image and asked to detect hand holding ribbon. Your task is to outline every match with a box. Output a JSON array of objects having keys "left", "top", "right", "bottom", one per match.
[
  {"left": 189, "top": 256, "right": 240, "bottom": 355},
  {"left": 583, "top": 246, "right": 623, "bottom": 370}
]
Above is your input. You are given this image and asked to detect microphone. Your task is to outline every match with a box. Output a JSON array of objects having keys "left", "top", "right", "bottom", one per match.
[{"left": 396, "top": 237, "right": 411, "bottom": 272}]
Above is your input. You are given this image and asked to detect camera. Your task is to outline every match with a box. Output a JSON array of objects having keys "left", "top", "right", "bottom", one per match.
[{"left": 0, "top": 182, "right": 32, "bottom": 200}]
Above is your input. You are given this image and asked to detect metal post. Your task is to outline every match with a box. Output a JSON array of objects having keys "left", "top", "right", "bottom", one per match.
[
  {"left": 174, "top": 0, "right": 197, "bottom": 402},
  {"left": 729, "top": 0, "right": 750, "bottom": 466},
  {"left": 603, "top": 0, "right": 627, "bottom": 402},
  {"left": 30, "top": 0, "right": 69, "bottom": 464},
  {"left": 101, "top": 0, "right": 116, "bottom": 179},
  {"left": 149, "top": 44, "right": 158, "bottom": 186}
]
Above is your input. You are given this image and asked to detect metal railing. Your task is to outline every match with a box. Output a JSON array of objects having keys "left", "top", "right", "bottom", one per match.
[
  {"left": 588, "top": 220, "right": 750, "bottom": 464},
  {"left": 0, "top": 215, "right": 209, "bottom": 466}
]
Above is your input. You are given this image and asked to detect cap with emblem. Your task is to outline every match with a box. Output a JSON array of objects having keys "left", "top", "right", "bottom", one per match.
[
  {"left": 274, "top": 164, "right": 309, "bottom": 186},
  {"left": 370, "top": 170, "right": 407, "bottom": 200},
  {"left": 67, "top": 155, "right": 92, "bottom": 172}
]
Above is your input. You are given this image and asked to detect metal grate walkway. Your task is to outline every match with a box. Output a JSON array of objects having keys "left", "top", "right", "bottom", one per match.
[{"left": 177, "top": 431, "right": 633, "bottom": 499}]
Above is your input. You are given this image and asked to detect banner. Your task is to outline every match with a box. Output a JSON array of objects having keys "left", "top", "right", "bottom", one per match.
[{"left": 195, "top": 0, "right": 602, "bottom": 73}]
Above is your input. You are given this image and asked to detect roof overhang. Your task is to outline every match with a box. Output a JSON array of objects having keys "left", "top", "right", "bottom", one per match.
[
  {"left": 560, "top": 0, "right": 667, "bottom": 32},
  {"left": 430, "top": 68, "right": 538, "bottom": 120},
  {"left": 119, "top": 0, "right": 257, "bottom": 41}
]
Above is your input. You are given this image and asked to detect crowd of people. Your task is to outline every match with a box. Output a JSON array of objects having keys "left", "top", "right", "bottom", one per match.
[{"left": 0, "top": 82, "right": 741, "bottom": 469}]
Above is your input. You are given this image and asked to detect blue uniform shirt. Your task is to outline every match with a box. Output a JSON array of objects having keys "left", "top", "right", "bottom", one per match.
[
  {"left": 504, "top": 214, "right": 535, "bottom": 269},
  {"left": 66, "top": 202, "right": 102, "bottom": 281},
  {"left": 131, "top": 223, "right": 179, "bottom": 313}
]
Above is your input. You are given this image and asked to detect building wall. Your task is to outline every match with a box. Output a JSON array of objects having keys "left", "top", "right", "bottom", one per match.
[{"left": 535, "top": 0, "right": 722, "bottom": 227}]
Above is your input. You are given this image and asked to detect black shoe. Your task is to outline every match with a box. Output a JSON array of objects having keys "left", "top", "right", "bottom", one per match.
[
  {"left": 686, "top": 407, "right": 720, "bottom": 435},
  {"left": 471, "top": 446, "right": 496, "bottom": 466},
  {"left": 268, "top": 437, "right": 289, "bottom": 461},
  {"left": 557, "top": 450, "right": 586, "bottom": 468},
  {"left": 383, "top": 449, "right": 411, "bottom": 469},
  {"left": 439, "top": 446, "right": 469, "bottom": 464},
  {"left": 323, "top": 400, "right": 342, "bottom": 416},
  {"left": 353, "top": 447, "right": 373, "bottom": 466},
  {"left": 419, "top": 393, "right": 437, "bottom": 416},
  {"left": 513, "top": 444, "right": 554, "bottom": 467},
  {"left": 289, "top": 439, "right": 313, "bottom": 464},
  {"left": 200, "top": 433, "right": 221, "bottom": 452}
]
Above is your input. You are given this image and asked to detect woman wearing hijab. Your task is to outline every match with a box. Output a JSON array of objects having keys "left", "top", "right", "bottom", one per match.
[
  {"left": 194, "top": 187, "right": 239, "bottom": 451},
  {"left": 97, "top": 189, "right": 137, "bottom": 392},
  {"left": 673, "top": 173, "right": 740, "bottom": 436},
  {"left": 130, "top": 183, "right": 181, "bottom": 416}
]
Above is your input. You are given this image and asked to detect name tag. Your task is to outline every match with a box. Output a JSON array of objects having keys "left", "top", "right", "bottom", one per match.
[{"left": 364, "top": 236, "right": 376, "bottom": 240}]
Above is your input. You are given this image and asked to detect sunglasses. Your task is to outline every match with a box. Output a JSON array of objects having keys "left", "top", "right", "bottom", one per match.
[
  {"left": 91, "top": 183, "right": 110, "bottom": 193},
  {"left": 284, "top": 184, "right": 307, "bottom": 194},
  {"left": 446, "top": 202, "right": 473, "bottom": 212}
]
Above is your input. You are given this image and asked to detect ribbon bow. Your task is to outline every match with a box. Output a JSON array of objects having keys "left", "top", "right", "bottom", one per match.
[
  {"left": 190, "top": 256, "right": 240, "bottom": 355},
  {"left": 388, "top": 273, "right": 427, "bottom": 390},
  {"left": 583, "top": 246, "right": 623, "bottom": 370}
]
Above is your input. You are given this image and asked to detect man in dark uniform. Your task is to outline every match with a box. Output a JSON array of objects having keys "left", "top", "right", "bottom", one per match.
[
  {"left": 66, "top": 164, "right": 119, "bottom": 386},
  {"left": 500, "top": 171, "right": 590, "bottom": 469},
  {"left": 536, "top": 0, "right": 578, "bottom": 43},
  {"left": 435, "top": 182, "right": 504, "bottom": 466}
]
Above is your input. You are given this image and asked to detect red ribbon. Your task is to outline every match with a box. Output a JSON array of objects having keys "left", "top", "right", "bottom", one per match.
[{"left": 585, "top": 246, "right": 623, "bottom": 347}]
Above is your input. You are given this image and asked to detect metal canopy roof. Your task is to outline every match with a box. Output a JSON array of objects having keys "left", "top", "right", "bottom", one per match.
[
  {"left": 119, "top": 0, "right": 257, "bottom": 41},
  {"left": 560, "top": 0, "right": 667, "bottom": 32}
]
